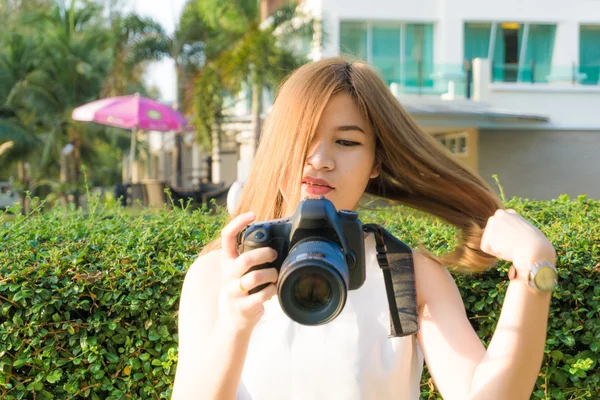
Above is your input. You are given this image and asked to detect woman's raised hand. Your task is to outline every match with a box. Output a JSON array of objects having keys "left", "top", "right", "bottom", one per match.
[{"left": 217, "top": 212, "right": 279, "bottom": 333}]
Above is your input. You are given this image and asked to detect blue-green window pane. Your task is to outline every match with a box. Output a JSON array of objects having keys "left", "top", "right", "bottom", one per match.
[
  {"left": 372, "top": 25, "right": 401, "bottom": 85},
  {"left": 464, "top": 23, "right": 492, "bottom": 61},
  {"left": 340, "top": 22, "right": 368, "bottom": 60},
  {"left": 580, "top": 25, "right": 600, "bottom": 85},
  {"left": 404, "top": 24, "right": 434, "bottom": 87},
  {"left": 523, "top": 24, "right": 556, "bottom": 83}
]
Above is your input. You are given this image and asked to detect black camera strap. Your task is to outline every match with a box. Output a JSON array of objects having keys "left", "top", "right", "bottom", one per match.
[{"left": 363, "top": 224, "right": 419, "bottom": 338}]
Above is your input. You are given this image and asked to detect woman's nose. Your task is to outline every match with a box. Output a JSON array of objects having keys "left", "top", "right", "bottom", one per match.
[{"left": 306, "top": 142, "right": 334, "bottom": 170}]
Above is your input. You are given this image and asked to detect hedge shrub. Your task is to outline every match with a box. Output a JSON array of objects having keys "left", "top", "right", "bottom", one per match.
[{"left": 1, "top": 194, "right": 599, "bottom": 399}]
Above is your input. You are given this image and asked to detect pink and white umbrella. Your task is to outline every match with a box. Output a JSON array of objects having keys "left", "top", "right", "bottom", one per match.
[{"left": 72, "top": 93, "right": 187, "bottom": 183}]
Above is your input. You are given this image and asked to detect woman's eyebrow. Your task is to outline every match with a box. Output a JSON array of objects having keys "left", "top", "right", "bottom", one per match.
[{"left": 335, "top": 125, "right": 365, "bottom": 134}]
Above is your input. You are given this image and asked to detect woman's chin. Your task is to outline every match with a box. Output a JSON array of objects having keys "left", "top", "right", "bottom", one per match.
[{"left": 300, "top": 190, "right": 334, "bottom": 201}]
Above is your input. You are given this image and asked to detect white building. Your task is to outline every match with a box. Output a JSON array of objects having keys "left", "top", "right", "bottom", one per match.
[
  {"left": 152, "top": 0, "right": 600, "bottom": 202},
  {"left": 304, "top": 0, "right": 600, "bottom": 126},
  {"left": 239, "top": 0, "right": 600, "bottom": 200}
]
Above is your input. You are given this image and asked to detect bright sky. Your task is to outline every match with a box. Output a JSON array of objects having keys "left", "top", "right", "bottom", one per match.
[{"left": 125, "top": 0, "right": 188, "bottom": 104}]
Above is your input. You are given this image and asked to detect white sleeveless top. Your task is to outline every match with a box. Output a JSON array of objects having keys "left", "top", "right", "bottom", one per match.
[{"left": 237, "top": 233, "right": 424, "bottom": 400}]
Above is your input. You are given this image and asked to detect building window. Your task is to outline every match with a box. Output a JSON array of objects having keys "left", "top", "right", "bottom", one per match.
[
  {"left": 580, "top": 25, "right": 600, "bottom": 85},
  {"left": 464, "top": 23, "right": 492, "bottom": 61},
  {"left": 464, "top": 22, "right": 556, "bottom": 83},
  {"left": 434, "top": 132, "right": 468, "bottom": 155},
  {"left": 340, "top": 21, "right": 368, "bottom": 60},
  {"left": 372, "top": 24, "right": 401, "bottom": 84},
  {"left": 340, "top": 21, "right": 434, "bottom": 89}
]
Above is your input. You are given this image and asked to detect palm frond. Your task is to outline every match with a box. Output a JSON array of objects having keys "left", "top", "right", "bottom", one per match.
[
  {"left": 0, "top": 119, "right": 40, "bottom": 147},
  {"left": 125, "top": 36, "right": 172, "bottom": 67},
  {"left": 197, "top": 0, "right": 252, "bottom": 35}
]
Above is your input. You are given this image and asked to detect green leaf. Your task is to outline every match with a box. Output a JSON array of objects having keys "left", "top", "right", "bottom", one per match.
[
  {"left": 133, "top": 372, "right": 145, "bottom": 380},
  {"left": 55, "top": 359, "right": 69, "bottom": 367},
  {"left": 46, "top": 369, "right": 63, "bottom": 384},
  {"left": 90, "top": 362, "right": 102, "bottom": 373},
  {"left": 105, "top": 353, "right": 120, "bottom": 363},
  {"left": 158, "top": 325, "right": 170, "bottom": 337},
  {"left": 551, "top": 350, "right": 564, "bottom": 361},
  {"left": 151, "top": 359, "right": 162, "bottom": 366},
  {"left": 13, "top": 289, "right": 33, "bottom": 302},
  {"left": 560, "top": 335, "right": 576, "bottom": 347}
]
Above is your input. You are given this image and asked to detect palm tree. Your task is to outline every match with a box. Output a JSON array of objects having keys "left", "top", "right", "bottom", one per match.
[
  {"left": 0, "top": 107, "right": 41, "bottom": 164},
  {"left": 125, "top": 2, "right": 210, "bottom": 114},
  {"left": 0, "top": 106, "right": 42, "bottom": 211},
  {"left": 31, "top": 1, "right": 113, "bottom": 205},
  {"left": 1, "top": 1, "right": 174, "bottom": 207},
  {"left": 121, "top": 5, "right": 213, "bottom": 186},
  {"left": 193, "top": 0, "right": 316, "bottom": 157},
  {"left": 102, "top": 13, "right": 166, "bottom": 98},
  {"left": 0, "top": 0, "right": 53, "bottom": 15},
  {"left": 0, "top": 30, "right": 48, "bottom": 210}
]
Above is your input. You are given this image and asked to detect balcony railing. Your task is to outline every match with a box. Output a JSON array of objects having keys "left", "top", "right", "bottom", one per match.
[
  {"left": 383, "top": 62, "right": 471, "bottom": 97},
  {"left": 384, "top": 61, "right": 600, "bottom": 98},
  {"left": 491, "top": 62, "right": 600, "bottom": 85}
]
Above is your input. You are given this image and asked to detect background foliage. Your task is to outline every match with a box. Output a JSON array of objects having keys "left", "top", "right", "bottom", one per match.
[{"left": 1, "top": 193, "right": 598, "bottom": 399}]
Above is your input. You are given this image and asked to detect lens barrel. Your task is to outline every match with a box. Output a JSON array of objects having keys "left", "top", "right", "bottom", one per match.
[{"left": 277, "top": 239, "right": 350, "bottom": 325}]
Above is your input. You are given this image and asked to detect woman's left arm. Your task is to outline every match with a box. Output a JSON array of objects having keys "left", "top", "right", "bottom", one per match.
[{"left": 415, "top": 209, "right": 556, "bottom": 400}]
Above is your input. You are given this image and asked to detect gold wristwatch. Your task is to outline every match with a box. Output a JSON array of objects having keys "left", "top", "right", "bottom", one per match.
[{"left": 508, "top": 260, "right": 558, "bottom": 293}]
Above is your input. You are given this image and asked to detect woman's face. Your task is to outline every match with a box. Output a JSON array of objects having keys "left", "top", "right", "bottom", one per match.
[{"left": 281, "top": 92, "right": 380, "bottom": 217}]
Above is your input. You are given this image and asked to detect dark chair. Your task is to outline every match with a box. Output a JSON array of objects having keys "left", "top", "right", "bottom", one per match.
[{"left": 167, "top": 182, "right": 230, "bottom": 211}]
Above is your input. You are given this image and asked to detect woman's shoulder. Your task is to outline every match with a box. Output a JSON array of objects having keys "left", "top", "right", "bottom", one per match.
[
  {"left": 178, "top": 249, "right": 225, "bottom": 343},
  {"left": 411, "top": 248, "right": 459, "bottom": 311},
  {"left": 189, "top": 248, "right": 223, "bottom": 272},
  {"left": 183, "top": 248, "right": 224, "bottom": 293}
]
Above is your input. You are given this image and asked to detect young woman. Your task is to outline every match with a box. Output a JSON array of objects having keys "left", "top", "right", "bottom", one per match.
[{"left": 172, "top": 58, "right": 557, "bottom": 400}]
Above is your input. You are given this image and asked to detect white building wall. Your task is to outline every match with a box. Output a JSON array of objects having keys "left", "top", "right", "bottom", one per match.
[
  {"left": 312, "top": 0, "right": 600, "bottom": 127},
  {"left": 471, "top": 56, "right": 600, "bottom": 128},
  {"left": 489, "top": 85, "right": 600, "bottom": 127},
  {"left": 435, "top": 1, "right": 462, "bottom": 65},
  {"left": 319, "top": 0, "right": 600, "bottom": 66}
]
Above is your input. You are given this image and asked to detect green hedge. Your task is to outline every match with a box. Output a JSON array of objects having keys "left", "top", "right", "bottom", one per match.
[{"left": 0, "top": 194, "right": 598, "bottom": 399}]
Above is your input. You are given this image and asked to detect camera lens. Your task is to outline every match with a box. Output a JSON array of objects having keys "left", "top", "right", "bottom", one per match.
[
  {"left": 293, "top": 272, "right": 332, "bottom": 310},
  {"left": 277, "top": 239, "right": 349, "bottom": 325}
]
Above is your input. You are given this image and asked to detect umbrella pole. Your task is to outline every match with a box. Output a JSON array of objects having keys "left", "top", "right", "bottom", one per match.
[{"left": 129, "top": 128, "right": 137, "bottom": 184}]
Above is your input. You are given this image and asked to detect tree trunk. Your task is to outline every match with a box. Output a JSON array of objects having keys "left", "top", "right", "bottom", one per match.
[
  {"left": 173, "top": 62, "right": 184, "bottom": 187},
  {"left": 17, "top": 161, "right": 27, "bottom": 215},
  {"left": 251, "top": 81, "right": 263, "bottom": 159},
  {"left": 60, "top": 151, "right": 69, "bottom": 206},
  {"left": 175, "top": 132, "right": 183, "bottom": 187},
  {"left": 128, "top": 128, "right": 137, "bottom": 185},
  {"left": 73, "top": 138, "right": 81, "bottom": 209},
  {"left": 173, "top": 62, "right": 181, "bottom": 112},
  {"left": 211, "top": 121, "right": 221, "bottom": 184}
]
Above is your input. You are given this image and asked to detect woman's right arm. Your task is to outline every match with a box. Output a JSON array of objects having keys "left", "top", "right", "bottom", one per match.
[{"left": 172, "top": 212, "right": 278, "bottom": 400}]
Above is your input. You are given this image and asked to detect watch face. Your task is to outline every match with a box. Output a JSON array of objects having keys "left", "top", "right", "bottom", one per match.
[{"left": 534, "top": 266, "right": 558, "bottom": 292}]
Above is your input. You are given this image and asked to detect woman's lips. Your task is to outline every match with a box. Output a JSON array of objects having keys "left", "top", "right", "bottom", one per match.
[{"left": 302, "top": 183, "right": 334, "bottom": 195}]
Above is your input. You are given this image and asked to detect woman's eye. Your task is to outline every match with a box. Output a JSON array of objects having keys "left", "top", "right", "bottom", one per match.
[{"left": 337, "top": 140, "right": 361, "bottom": 147}]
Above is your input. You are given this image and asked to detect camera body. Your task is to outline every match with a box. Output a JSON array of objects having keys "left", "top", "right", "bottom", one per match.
[{"left": 237, "top": 197, "right": 366, "bottom": 325}]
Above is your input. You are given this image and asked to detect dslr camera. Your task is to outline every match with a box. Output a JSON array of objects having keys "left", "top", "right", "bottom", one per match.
[{"left": 237, "top": 197, "right": 366, "bottom": 325}]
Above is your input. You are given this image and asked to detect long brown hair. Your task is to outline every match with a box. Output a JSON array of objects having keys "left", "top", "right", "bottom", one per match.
[{"left": 201, "top": 57, "right": 503, "bottom": 273}]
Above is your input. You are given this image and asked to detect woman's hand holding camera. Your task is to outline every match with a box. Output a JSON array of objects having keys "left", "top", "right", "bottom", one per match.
[{"left": 218, "top": 212, "right": 279, "bottom": 333}]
